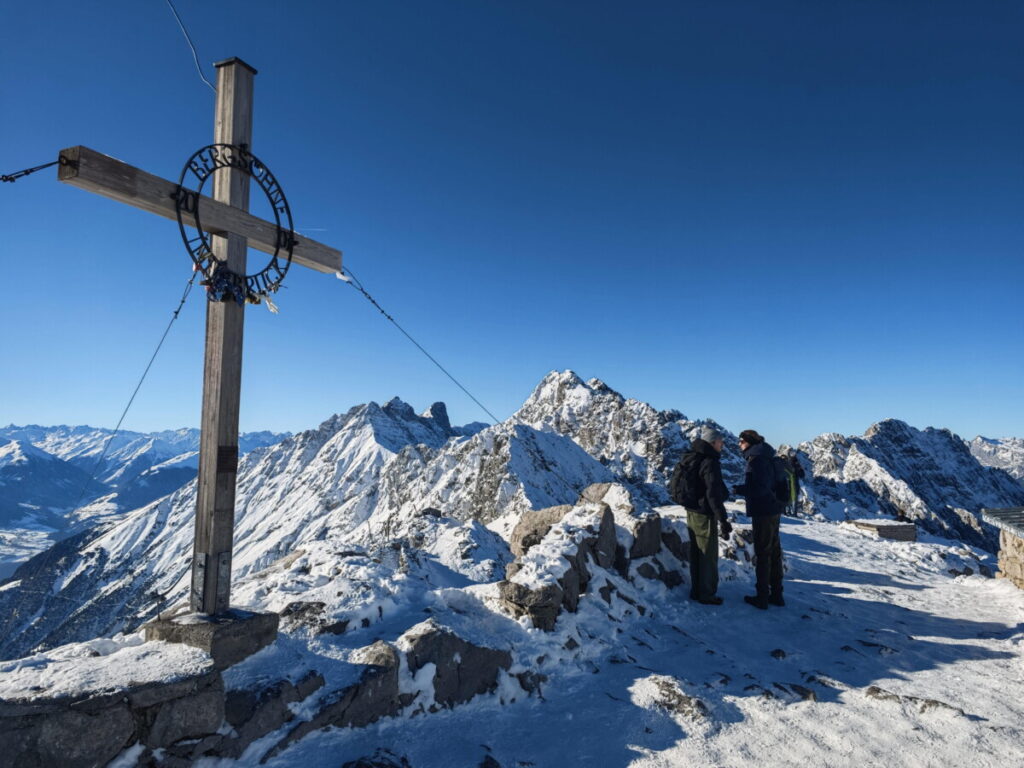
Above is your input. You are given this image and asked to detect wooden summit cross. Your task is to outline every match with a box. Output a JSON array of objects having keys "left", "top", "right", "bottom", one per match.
[{"left": 57, "top": 58, "right": 342, "bottom": 617}]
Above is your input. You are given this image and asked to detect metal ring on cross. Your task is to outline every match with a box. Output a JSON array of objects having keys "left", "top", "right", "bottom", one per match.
[{"left": 173, "top": 143, "right": 295, "bottom": 304}]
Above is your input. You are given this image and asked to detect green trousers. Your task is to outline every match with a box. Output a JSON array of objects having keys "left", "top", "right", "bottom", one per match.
[{"left": 686, "top": 509, "right": 719, "bottom": 600}]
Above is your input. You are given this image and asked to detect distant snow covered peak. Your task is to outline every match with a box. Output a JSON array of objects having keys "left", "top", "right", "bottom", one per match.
[
  {"left": 420, "top": 402, "right": 451, "bottom": 432},
  {"left": 515, "top": 370, "right": 614, "bottom": 425},
  {"left": 800, "top": 419, "right": 1024, "bottom": 549},
  {"left": 0, "top": 439, "right": 55, "bottom": 469},
  {"left": 513, "top": 370, "right": 737, "bottom": 501},
  {"left": 969, "top": 435, "right": 1024, "bottom": 483}
]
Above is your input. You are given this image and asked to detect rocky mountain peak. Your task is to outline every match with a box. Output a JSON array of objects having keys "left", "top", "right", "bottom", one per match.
[
  {"left": 863, "top": 418, "right": 915, "bottom": 442},
  {"left": 382, "top": 397, "right": 417, "bottom": 422},
  {"left": 420, "top": 402, "right": 451, "bottom": 433}
]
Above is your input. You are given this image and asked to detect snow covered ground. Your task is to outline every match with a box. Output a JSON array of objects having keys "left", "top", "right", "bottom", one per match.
[{"left": 171, "top": 504, "right": 1023, "bottom": 768}]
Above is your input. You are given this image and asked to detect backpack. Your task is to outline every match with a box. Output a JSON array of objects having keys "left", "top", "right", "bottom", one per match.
[
  {"left": 669, "top": 452, "right": 705, "bottom": 508},
  {"left": 772, "top": 455, "right": 794, "bottom": 504}
]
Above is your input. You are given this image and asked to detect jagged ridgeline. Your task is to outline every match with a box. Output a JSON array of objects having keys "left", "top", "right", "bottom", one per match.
[{"left": 1, "top": 371, "right": 1021, "bottom": 660}]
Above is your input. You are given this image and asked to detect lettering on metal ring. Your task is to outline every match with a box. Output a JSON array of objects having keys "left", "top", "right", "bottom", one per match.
[{"left": 173, "top": 143, "right": 295, "bottom": 304}]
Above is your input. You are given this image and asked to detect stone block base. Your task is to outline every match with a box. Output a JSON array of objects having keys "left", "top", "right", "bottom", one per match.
[
  {"left": 144, "top": 609, "right": 279, "bottom": 670},
  {"left": 997, "top": 530, "right": 1024, "bottom": 590}
]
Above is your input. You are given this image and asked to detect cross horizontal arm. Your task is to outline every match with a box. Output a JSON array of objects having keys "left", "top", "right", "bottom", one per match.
[{"left": 57, "top": 146, "right": 341, "bottom": 274}]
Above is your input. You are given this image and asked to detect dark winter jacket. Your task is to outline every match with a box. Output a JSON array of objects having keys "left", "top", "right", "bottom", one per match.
[
  {"left": 679, "top": 438, "right": 729, "bottom": 522},
  {"left": 735, "top": 441, "right": 782, "bottom": 517}
]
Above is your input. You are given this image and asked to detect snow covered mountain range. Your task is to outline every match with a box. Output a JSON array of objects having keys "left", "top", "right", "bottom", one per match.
[
  {"left": 1, "top": 371, "right": 1021, "bottom": 663},
  {"left": 797, "top": 420, "right": 1024, "bottom": 550},
  {"left": 0, "top": 425, "right": 285, "bottom": 577},
  {"left": 969, "top": 435, "right": 1024, "bottom": 483}
]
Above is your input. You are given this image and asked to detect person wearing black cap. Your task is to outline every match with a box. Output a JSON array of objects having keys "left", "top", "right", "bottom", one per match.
[
  {"left": 669, "top": 426, "right": 732, "bottom": 605},
  {"left": 734, "top": 429, "right": 785, "bottom": 609}
]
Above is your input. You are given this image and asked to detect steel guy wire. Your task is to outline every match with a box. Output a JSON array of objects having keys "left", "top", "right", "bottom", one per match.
[
  {"left": 1, "top": 159, "right": 60, "bottom": 183},
  {"left": 68, "top": 270, "right": 199, "bottom": 516},
  {"left": 163, "top": 0, "right": 217, "bottom": 94},
  {"left": 337, "top": 266, "right": 502, "bottom": 424}
]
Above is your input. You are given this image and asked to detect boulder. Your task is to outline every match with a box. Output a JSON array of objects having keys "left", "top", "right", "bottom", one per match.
[
  {"left": 627, "top": 514, "right": 662, "bottom": 560},
  {"left": 661, "top": 527, "right": 688, "bottom": 563},
  {"left": 400, "top": 621, "right": 512, "bottom": 708},
  {"left": 498, "top": 581, "right": 563, "bottom": 631},
  {"left": 218, "top": 671, "right": 324, "bottom": 759},
  {"left": 500, "top": 502, "right": 617, "bottom": 630},
  {"left": 509, "top": 505, "right": 573, "bottom": 556},
  {"left": 578, "top": 483, "right": 614, "bottom": 504},
  {"left": 265, "top": 642, "right": 402, "bottom": 762},
  {"left": 588, "top": 504, "right": 618, "bottom": 569}
]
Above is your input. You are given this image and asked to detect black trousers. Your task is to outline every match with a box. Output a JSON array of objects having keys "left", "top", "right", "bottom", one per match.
[{"left": 751, "top": 514, "right": 783, "bottom": 597}]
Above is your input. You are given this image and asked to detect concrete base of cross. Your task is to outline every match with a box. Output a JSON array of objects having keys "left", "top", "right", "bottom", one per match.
[{"left": 144, "top": 608, "right": 278, "bottom": 670}]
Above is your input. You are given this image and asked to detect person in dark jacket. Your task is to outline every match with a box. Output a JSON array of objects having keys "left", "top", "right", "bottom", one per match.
[
  {"left": 671, "top": 426, "right": 732, "bottom": 605},
  {"left": 733, "top": 429, "right": 784, "bottom": 609},
  {"left": 785, "top": 449, "right": 805, "bottom": 516}
]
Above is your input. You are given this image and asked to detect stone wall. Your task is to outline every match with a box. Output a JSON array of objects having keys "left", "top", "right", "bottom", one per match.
[
  {"left": 0, "top": 669, "right": 227, "bottom": 768},
  {"left": 2, "top": 625, "right": 520, "bottom": 768},
  {"left": 997, "top": 529, "right": 1024, "bottom": 589}
]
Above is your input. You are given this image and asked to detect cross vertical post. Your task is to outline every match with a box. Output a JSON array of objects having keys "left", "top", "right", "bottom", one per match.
[{"left": 190, "top": 58, "right": 256, "bottom": 615}]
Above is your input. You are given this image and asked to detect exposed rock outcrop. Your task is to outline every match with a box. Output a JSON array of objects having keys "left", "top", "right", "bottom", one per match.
[
  {"left": 399, "top": 620, "right": 512, "bottom": 709},
  {"left": 498, "top": 483, "right": 685, "bottom": 630}
]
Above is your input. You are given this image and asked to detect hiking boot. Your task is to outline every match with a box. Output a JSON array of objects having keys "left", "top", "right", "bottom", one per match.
[
  {"left": 744, "top": 594, "right": 769, "bottom": 610},
  {"left": 696, "top": 595, "right": 724, "bottom": 606},
  {"left": 768, "top": 594, "right": 785, "bottom": 607}
]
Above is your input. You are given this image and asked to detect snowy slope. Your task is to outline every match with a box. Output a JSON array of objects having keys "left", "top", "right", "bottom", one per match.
[
  {"left": 243, "top": 506, "right": 1022, "bottom": 768},
  {"left": 12, "top": 503, "right": 1020, "bottom": 768},
  {"left": 970, "top": 436, "right": 1024, "bottom": 484}
]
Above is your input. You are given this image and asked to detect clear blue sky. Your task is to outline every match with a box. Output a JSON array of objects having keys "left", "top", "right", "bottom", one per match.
[{"left": 1, "top": 0, "right": 1021, "bottom": 446}]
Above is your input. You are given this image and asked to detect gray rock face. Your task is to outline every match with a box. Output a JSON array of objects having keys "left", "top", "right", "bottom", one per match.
[
  {"left": 969, "top": 436, "right": 1024, "bottom": 483},
  {"left": 499, "top": 503, "right": 615, "bottom": 629},
  {"left": 628, "top": 514, "right": 662, "bottom": 560},
  {"left": 513, "top": 372, "right": 745, "bottom": 505},
  {"left": 401, "top": 621, "right": 512, "bottom": 708},
  {"left": 509, "top": 505, "right": 573, "bottom": 557},
  {"left": 219, "top": 671, "right": 325, "bottom": 759},
  {"left": 267, "top": 641, "right": 403, "bottom": 761},
  {"left": 498, "top": 581, "right": 564, "bottom": 631},
  {"left": 499, "top": 487, "right": 684, "bottom": 630},
  {"left": 661, "top": 527, "right": 689, "bottom": 563}
]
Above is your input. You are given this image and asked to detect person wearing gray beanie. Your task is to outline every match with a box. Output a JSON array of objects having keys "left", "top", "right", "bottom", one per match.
[
  {"left": 699, "top": 426, "right": 724, "bottom": 444},
  {"left": 666, "top": 426, "right": 731, "bottom": 606}
]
